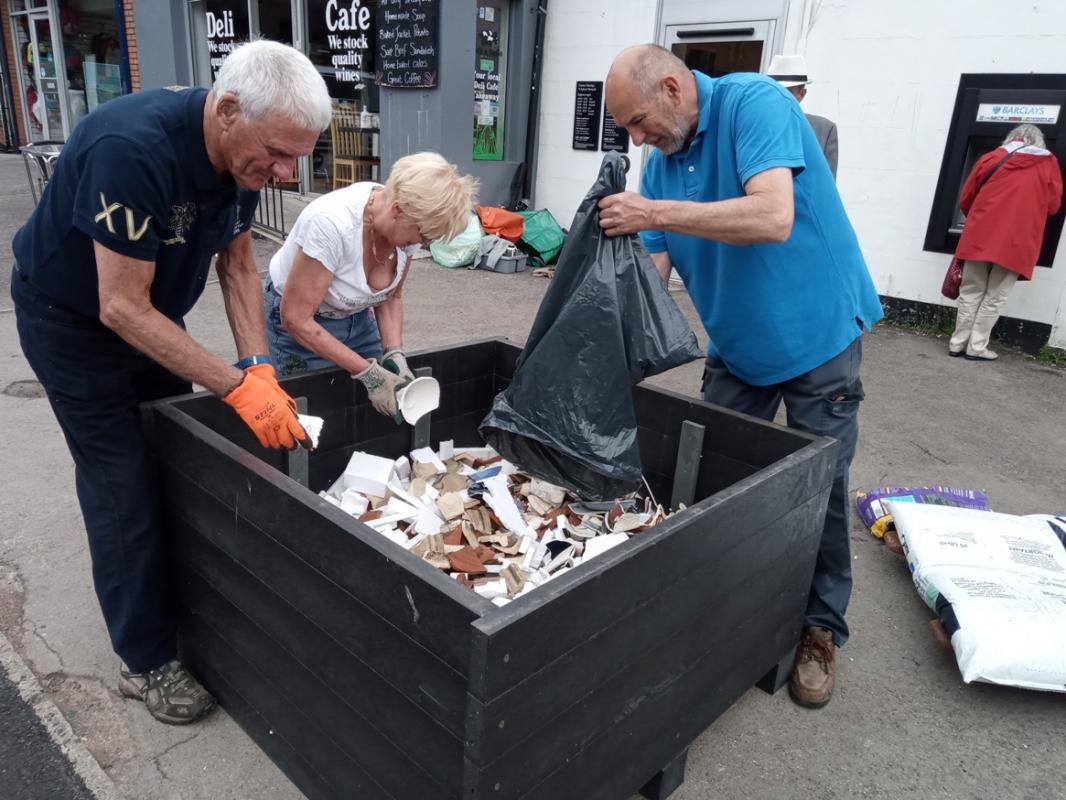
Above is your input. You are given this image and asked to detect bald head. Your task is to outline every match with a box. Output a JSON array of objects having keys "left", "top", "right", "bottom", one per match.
[
  {"left": 608, "top": 44, "right": 691, "bottom": 97},
  {"left": 606, "top": 44, "right": 699, "bottom": 155}
]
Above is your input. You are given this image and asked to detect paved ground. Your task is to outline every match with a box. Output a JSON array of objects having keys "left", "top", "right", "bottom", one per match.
[{"left": 1, "top": 151, "right": 1064, "bottom": 799}]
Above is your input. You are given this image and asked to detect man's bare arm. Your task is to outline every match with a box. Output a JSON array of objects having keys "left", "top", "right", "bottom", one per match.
[
  {"left": 649, "top": 251, "right": 673, "bottom": 283},
  {"left": 598, "top": 167, "right": 795, "bottom": 245},
  {"left": 215, "top": 230, "right": 270, "bottom": 359},
  {"left": 94, "top": 241, "right": 244, "bottom": 396}
]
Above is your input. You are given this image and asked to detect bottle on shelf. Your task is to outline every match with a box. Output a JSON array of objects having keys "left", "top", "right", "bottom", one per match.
[{"left": 359, "top": 105, "right": 371, "bottom": 129}]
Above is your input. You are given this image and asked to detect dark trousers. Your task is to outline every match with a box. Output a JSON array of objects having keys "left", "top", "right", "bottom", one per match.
[
  {"left": 702, "top": 336, "right": 865, "bottom": 647},
  {"left": 12, "top": 270, "right": 188, "bottom": 673}
]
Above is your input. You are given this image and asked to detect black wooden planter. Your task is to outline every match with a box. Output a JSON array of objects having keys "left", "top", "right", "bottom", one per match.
[{"left": 143, "top": 339, "right": 837, "bottom": 800}]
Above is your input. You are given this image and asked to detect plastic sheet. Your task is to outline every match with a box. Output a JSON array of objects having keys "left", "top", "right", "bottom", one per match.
[{"left": 481, "top": 152, "right": 702, "bottom": 499}]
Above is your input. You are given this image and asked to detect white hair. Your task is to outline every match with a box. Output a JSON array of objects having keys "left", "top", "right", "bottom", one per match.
[
  {"left": 1004, "top": 123, "right": 1046, "bottom": 149},
  {"left": 213, "top": 39, "right": 332, "bottom": 132}
]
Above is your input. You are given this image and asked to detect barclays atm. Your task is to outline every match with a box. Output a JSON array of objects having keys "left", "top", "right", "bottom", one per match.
[{"left": 924, "top": 74, "right": 1066, "bottom": 267}]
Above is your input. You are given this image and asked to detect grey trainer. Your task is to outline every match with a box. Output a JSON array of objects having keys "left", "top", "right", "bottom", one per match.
[{"left": 119, "top": 660, "right": 215, "bottom": 725}]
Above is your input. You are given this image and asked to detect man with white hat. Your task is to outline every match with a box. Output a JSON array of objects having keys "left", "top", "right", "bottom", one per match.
[{"left": 768, "top": 54, "right": 838, "bottom": 179}]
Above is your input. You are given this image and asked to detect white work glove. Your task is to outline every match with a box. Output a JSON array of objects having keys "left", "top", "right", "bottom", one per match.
[
  {"left": 381, "top": 349, "right": 415, "bottom": 382},
  {"left": 353, "top": 359, "right": 409, "bottom": 421}
]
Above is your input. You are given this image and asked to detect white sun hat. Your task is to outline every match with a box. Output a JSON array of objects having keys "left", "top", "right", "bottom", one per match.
[{"left": 766, "top": 54, "right": 811, "bottom": 88}]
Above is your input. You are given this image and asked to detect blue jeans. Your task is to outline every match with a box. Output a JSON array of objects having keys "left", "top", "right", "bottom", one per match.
[
  {"left": 702, "top": 336, "right": 865, "bottom": 647},
  {"left": 12, "top": 269, "right": 186, "bottom": 673},
  {"left": 264, "top": 281, "right": 383, "bottom": 376}
]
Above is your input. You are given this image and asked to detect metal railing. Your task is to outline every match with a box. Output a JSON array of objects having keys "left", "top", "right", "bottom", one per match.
[{"left": 254, "top": 178, "right": 290, "bottom": 241}]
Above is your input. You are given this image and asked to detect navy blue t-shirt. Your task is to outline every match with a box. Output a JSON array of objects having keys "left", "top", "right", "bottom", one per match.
[{"left": 12, "top": 86, "right": 259, "bottom": 321}]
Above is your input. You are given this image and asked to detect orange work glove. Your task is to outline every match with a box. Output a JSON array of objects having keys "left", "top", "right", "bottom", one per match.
[
  {"left": 223, "top": 370, "right": 309, "bottom": 450},
  {"left": 244, "top": 362, "right": 297, "bottom": 412}
]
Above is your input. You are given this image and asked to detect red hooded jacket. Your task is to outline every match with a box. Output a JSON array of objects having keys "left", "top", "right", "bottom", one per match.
[{"left": 956, "top": 142, "right": 1063, "bottom": 279}]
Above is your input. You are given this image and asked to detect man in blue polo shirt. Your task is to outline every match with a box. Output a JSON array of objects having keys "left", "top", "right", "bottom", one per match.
[
  {"left": 10, "top": 41, "right": 331, "bottom": 724},
  {"left": 599, "top": 44, "right": 883, "bottom": 709}
]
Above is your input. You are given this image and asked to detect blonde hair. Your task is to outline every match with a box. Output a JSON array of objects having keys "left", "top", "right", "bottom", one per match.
[{"left": 386, "top": 152, "right": 479, "bottom": 241}]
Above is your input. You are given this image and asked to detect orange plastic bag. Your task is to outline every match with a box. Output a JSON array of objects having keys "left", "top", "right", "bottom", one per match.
[{"left": 475, "top": 206, "right": 524, "bottom": 243}]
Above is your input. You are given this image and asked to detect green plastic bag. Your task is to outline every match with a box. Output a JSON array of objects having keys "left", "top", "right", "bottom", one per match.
[
  {"left": 429, "top": 212, "right": 483, "bottom": 268},
  {"left": 517, "top": 209, "right": 566, "bottom": 266}
]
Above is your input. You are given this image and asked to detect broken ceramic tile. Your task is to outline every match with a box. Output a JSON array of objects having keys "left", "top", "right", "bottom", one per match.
[
  {"left": 448, "top": 548, "right": 489, "bottom": 577},
  {"left": 443, "top": 525, "right": 464, "bottom": 547},
  {"left": 610, "top": 513, "right": 647, "bottom": 533},
  {"left": 412, "top": 461, "right": 439, "bottom": 480},
  {"left": 501, "top": 563, "right": 526, "bottom": 597},
  {"left": 470, "top": 465, "right": 503, "bottom": 482},
  {"left": 526, "top": 494, "right": 554, "bottom": 517},
  {"left": 340, "top": 488, "right": 370, "bottom": 516},
  {"left": 410, "top": 447, "right": 447, "bottom": 472},
  {"left": 461, "top": 521, "right": 480, "bottom": 548},
  {"left": 392, "top": 456, "right": 411, "bottom": 483},
  {"left": 411, "top": 532, "right": 442, "bottom": 558},
  {"left": 343, "top": 451, "right": 395, "bottom": 497},
  {"left": 436, "top": 492, "right": 466, "bottom": 521},
  {"left": 297, "top": 414, "right": 324, "bottom": 449},
  {"left": 582, "top": 532, "right": 630, "bottom": 561},
  {"left": 473, "top": 579, "right": 508, "bottom": 600},
  {"left": 396, "top": 376, "right": 440, "bottom": 425},
  {"left": 481, "top": 475, "right": 534, "bottom": 537},
  {"left": 376, "top": 527, "right": 409, "bottom": 547},
  {"left": 528, "top": 478, "right": 567, "bottom": 507},
  {"left": 439, "top": 439, "right": 454, "bottom": 460},
  {"left": 440, "top": 472, "right": 468, "bottom": 493},
  {"left": 415, "top": 508, "right": 444, "bottom": 536}
]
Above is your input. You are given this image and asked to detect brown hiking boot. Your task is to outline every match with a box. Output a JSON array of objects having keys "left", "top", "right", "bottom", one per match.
[
  {"left": 119, "top": 660, "right": 215, "bottom": 725},
  {"left": 788, "top": 627, "right": 837, "bottom": 709}
]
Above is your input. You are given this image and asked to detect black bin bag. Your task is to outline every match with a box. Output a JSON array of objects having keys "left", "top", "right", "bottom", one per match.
[{"left": 480, "top": 152, "right": 703, "bottom": 500}]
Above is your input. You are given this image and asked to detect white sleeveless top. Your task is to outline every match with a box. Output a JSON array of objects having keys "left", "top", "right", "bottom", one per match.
[{"left": 268, "top": 183, "right": 419, "bottom": 318}]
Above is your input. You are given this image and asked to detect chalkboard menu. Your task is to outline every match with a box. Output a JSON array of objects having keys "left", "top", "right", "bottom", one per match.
[
  {"left": 375, "top": 0, "right": 439, "bottom": 88},
  {"left": 572, "top": 81, "right": 603, "bottom": 151},
  {"left": 601, "top": 108, "right": 629, "bottom": 153}
]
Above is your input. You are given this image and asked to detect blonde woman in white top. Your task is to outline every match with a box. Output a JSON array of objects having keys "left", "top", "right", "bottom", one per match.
[{"left": 264, "top": 152, "right": 476, "bottom": 418}]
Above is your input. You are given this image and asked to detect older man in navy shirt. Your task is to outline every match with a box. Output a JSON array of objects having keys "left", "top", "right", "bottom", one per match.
[
  {"left": 11, "top": 41, "right": 331, "bottom": 725},
  {"left": 599, "top": 44, "right": 883, "bottom": 709}
]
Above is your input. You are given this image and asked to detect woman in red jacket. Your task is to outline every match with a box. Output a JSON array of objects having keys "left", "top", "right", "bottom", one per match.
[{"left": 949, "top": 124, "right": 1063, "bottom": 360}]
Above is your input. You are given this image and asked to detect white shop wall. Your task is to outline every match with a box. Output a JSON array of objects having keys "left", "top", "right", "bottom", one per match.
[
  {"left": 535, "top": 0, "right": 1066, "bottom": 347},
  {"left": 532, "top": 0, "right": 658, "bottom": 226},
  {"left": 787, "top": 1, "right": 1066, "bottom": 346}
]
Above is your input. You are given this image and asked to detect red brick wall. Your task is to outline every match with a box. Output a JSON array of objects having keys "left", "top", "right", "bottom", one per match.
[
  {"left": 1, "top": 10, "right": 27, "bottom": 147},
  {"left": 123, "top": 0, "right": 140, "bottom": 91}
]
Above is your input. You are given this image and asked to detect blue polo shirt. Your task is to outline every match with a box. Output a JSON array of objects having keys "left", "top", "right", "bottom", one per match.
[
  {"left": 12, "top": 86, "right": 259, "bottom": 321},
  {"left": 640, "top": 71, "right": 883, "bottom": 386}
]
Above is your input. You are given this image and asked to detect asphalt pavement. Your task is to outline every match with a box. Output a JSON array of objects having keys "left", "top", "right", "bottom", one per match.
[
  {"left": 0, "top": 663, "right": 94, "bottom": 800},
  {"left": 1, "top": 151, "right": 1064, "bottom": 800}
]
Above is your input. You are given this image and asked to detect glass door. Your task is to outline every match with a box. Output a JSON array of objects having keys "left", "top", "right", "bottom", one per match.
[
  {"left": 14, "top": 10, "right": 66, "bottom": 140},
  {"left": 664, "top": 20, "right": 776, "bottom": 76}
]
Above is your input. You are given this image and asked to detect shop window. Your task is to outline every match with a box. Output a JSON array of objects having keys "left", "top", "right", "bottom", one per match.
[
  {"left": 12, "top": 12, "right": 63, "bottom": 139},
  {"left": 473, "top": 0, "right": 507, "bottom": 161},
  {"left": 205, "top": 0, "right": 251, "bottom": 81},
  {"left": 257, "top": 0, "right": 293, "bottom": 44},
  {"left": 307, "top": 0, "right": 379, "bottom": 193},
  {"left": 59, "top": 2, "right": 123, "bottom": 124}
]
